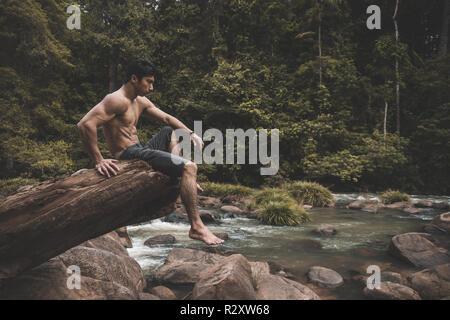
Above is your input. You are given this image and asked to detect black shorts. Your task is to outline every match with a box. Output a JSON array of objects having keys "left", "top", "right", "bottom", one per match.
[{"left": 118, "top": 126, "right": 188, "bottom": 177}]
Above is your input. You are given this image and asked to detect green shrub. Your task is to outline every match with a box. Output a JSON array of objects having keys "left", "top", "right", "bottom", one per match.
[
  {"left": 258, "top": 201, "right": 311, "bottom": 226},
  {"left": 380, "top": 190, "right": 411, "bottom": 204},
  {"left": 254, "top": 188, "right": 294, "bottom": 206},
  {"left": 201, "top": 182, "right": 254, "bottom": 199},
  {"left": 0, "top": 177, "right": 39, "bottom": 196},
  {"left": 283, "top": 181, "right": 335, "bottom": 207}
]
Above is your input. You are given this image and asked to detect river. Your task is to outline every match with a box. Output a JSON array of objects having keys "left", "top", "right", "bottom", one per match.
[{"left": 126, "top": 193, "right": 450, "bottom": 299}]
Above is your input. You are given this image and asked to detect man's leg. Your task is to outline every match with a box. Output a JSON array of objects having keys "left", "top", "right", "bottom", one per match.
[{"left": 181, "top": 161, "right": 224, "bottom": 245}]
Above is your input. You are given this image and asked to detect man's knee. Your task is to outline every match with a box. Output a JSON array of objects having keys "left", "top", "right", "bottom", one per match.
[{"left": 183, "top": 161, "right": 197, "bottom": 175}]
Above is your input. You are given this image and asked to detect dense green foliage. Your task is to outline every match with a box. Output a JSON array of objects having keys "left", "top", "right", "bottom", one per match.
[
  {"left": 0, "top": 0, "right": 448, "bottom": 194},
  {"left": 380, "top": 189, "right": 411, "bottom": 204},
  {"left": 283, "top": 181, "right": 335, "bottom": 207}
]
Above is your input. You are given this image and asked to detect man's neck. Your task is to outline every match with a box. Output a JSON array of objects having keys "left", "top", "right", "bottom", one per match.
[{"left": 121, "top": 83, "right": 138, "bottom": 101}]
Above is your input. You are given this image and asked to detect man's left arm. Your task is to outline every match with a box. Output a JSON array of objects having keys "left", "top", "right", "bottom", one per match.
[{"left": 141, "top": 97, "right": 203, "bottom": 148}]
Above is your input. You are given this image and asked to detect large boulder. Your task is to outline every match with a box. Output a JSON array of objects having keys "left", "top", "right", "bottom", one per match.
[
  {"left": 363, "top": 281, "right": 421, "bottom": 300},
  {"left": 307, "top": 266, "right": 344, "bottom": 288},
  {"left": 408, "top": 263, "right": 450, "bottom": 299},
  {"left": 144, "top": 234, "right": 177, "bottom": 247},
  {"left": 424, "top": 212, "right": 450, "bottom": 234},
  {"left": 255, "top": 273, "right": 320, "bottom": 300},
  {"left": 154, "top": 248, "right": 225, "bottom": 285},
  {"left": 0, "top": 231, "right": 146, "bottom": 300},
  {"left": 220, "top": 205, "right": 244, "bottom": 215},
  {"left": 389, "top": 233, "right": 450, "bottom": 268},
  {"left": 347, "top": 200, "right": 384, "bottom": 213},
  {"left": 191, "top": 254, "right": 257, "bottom": 300}
]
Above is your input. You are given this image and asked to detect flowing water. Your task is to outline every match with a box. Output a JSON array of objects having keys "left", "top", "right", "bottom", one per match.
[{"left": 126, "top": 193, "right": 450, "bottom": 300}]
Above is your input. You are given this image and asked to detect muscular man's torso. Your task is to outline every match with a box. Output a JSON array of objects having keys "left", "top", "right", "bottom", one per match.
[{"left": 103, "top": 95, "right": 145, "bottom": 159}]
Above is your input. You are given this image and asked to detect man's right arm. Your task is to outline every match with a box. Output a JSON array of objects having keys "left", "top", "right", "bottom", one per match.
[{"left": 77, "top": 95, "right": 126, "bottom": 177}]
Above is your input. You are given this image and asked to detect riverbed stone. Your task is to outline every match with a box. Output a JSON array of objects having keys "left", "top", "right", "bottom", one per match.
[
  {"left": 162, "top": 210, "right": 189, "bottom": 223},
  {"left": 199, "top": 210, "right": 220, "bottom": 224},
  {"left": 220, "top": 205, "right": 244, "bottom": 215},
  {"left": 363, "top": 281, "right": 421, "bottom": 300},
  {"left": 144, "top": 234, "right": 176, "bottom": 247},
  {"left": 407, "top": 263, "right": 450, "bottom": 299},
  {"left": 347, "top": 200, "right": 384, "bottom": 213},
  {"left": 389, "top": 232, "right": 450, "bottom": 268},
  {"left": 191, "top": 254, "right": 257, "bottom": 300},
  {"left": 149, "top": 285, "right": 177, "bottom": 300},
  {"left": 307, "top": 266, "right": 344, "bottom": 288},
  {"left": 297, "top": 239, "right": 323, "bottom": 250},
  {"left": 313, "top": 224, "right": 337, "bottom": 236},
  {"left": 415, "top": 200, "right": 433, "bottom": 208},
  {"left": 255, "top": 273, "right": 320, "bottom": 300},
  {"left": 198, "top": 196, "right": 221, "bottom": 208},
  {"left": 424, "top": 212, "right": 450, "bottom": 234},
  {"left": 432, "top": 202, "right": 450, "bottom": 210},
  {"left": 154, "top": 248, "right": 225, "bottom": 285}
]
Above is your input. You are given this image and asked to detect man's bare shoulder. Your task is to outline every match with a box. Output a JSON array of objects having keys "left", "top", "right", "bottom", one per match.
[
  {"left": 136, "top": 96, "right": 156, "bottom": 109},
  {"left": 101, "top": 92, "right": 129, "bottom": 115}
]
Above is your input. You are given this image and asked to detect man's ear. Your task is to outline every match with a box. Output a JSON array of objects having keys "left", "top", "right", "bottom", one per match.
[{"left": 130, "top": 74, "right": 138, "bottom": 83}]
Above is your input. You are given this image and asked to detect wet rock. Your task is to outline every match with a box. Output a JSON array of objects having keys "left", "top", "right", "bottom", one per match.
[
  {"left": 297, "top": 239, "right": 323, "bottom": 250},
  {"left": 154, "top": 248, "right": 225, "bottom": 285},
  {"left": 220, "top": 205, "right": 244, "bottom": 215},
  {"left": 191, "top": 254, "right": 257, "bottom": 300},
  {"left": 415, "top": 200, "right": 433, "bottom": 208},
  {"left": 199, "top": 210, "right": 220, "bottom": 224},
  {"left": 347, "top": 200, "right": 384, "bottom": 213},
  {"left": 198, "top": 196, "right": 221, "bottom": 208},
  {"left": 363, "top": 281, "right": 421, "bottom": 300},
  {"left": 255, "top": 273, "right": 320, "bottom": 300},
  {"left": 144, "top": 234, "right": 176, "bottom": 247},
  {"left": 313, "top": 224, "right": 337, "bottom": 236},
  {"left": 139, "top": 293, "right": 160, "bottom": 300},
  {"left": 214, "top": 233, "right": 229, "bottom": 240},
  {"left": 403, "top": 207, "right": 425, "bottom": 214},
  {"left": 307, "top": 266, "right": 344, "bottom": 288},
  {"left": 162, "top": 210, "right": 189, "bottom": 223},
  {"left": 389, "top": 232, "right": 450, "bottom": 268},
  {"left": 247, "top": 209, "right": 262, "bottom": 219},
  {"left": 407, "top": 263, "right": 450, "bottom": 300},
  {"left": 149, "top": 285, "right": 177, "bottom": 300},
  {"left": 432, "top": 202, "right": 450, "bottom": 210},
  {"left": 302, "top": 205, "right": 313, "bottom": 210},
  {"left": 382, "top": 271, "right": 403, "bottom": 284},
  {"left": 0, "top": 232, "right": 145, "bottom": 300},
  {"left": 424, "top": 212, "right": 450, "bottom": 234},
  {"left": 385, "top": 201, "right": 413, "bottom": 210},
  {"left": 115, "top": 226, "right": 132, "bottom": 248}
]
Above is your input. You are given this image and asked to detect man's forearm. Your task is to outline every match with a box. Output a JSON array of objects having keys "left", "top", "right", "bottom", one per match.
[
  {"left": 167, "top": 116, "right": 192, "bottom": 133},
  {"left": 77, "top": 124, "right": 104, "bottom": 164}
]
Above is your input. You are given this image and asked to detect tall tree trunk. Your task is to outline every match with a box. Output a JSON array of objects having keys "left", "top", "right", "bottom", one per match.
[
  {"left": 108, "top": 47, "right": 118, "bottom": 92},
  {"left": 393, "top": 0, "right": 401, "bottom": 135},
  {"left": 439, "top": 0, "right": 449, "bottom": 56},
  {"left": 384, "top": 100, "right": 388, "bottom": 142},
  {"left": 318, "top": 20, "right": 323, "bottom": 86}
]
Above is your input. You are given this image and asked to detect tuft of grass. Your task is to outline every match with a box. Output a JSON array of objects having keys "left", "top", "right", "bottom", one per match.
[
  {"left": 380, "top": 190, "right": 411, "bottom": 204},
  {"left": 258, "top": 201, "right": 311, "bottom": 226},
  {"left": 201, "top": 182, "right": 254, "bottom": 199},
  {"left": 282, "top": 181, "right": 334, "bottom": 207},
  {"left": 0, "top": 177, "right": 40, "bottom": 196},
  {"left": 254, "top": 188, "right": 293, "bottom": 206}
]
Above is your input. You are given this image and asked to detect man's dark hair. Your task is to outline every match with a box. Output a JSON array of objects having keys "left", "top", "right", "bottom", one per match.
[{"left": 125, "top": 58, "right": 159, "bottom": 83}]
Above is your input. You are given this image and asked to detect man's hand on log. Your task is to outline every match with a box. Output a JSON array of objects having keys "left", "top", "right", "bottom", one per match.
[{"left": 95, "top": 159, "right": 120, "bottom": 177}]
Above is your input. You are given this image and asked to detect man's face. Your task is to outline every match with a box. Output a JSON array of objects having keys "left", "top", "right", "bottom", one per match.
[{"left": 132, "top": 75, "right": 154, "bottom": 96}]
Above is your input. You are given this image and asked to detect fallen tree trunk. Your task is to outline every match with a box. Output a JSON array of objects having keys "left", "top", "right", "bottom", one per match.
[{"left": 0, "top": 160, "right": 180, "bottom": 279}]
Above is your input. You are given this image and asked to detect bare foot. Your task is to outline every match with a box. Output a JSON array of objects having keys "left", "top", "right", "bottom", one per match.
[
  {"left": 189, "top": 227, "right": 224, "bottom": 245},
  {"left": 197, "top": 183, "right": 204, "bottom": 193}
]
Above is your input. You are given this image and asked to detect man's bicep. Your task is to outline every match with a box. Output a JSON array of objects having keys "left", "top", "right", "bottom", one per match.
[{"left": 142, "top": 100, "right": 171, "bottom": 124}]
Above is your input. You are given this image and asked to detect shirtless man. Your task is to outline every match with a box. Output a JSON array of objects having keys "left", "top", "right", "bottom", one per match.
[{"left": 77, "top": 58, "right": 224, "bottom": 245}]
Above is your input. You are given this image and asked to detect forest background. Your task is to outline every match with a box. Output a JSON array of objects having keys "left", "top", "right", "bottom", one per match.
[{"left": 0, "top": 0, "right": 448, "bottom": 194}]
